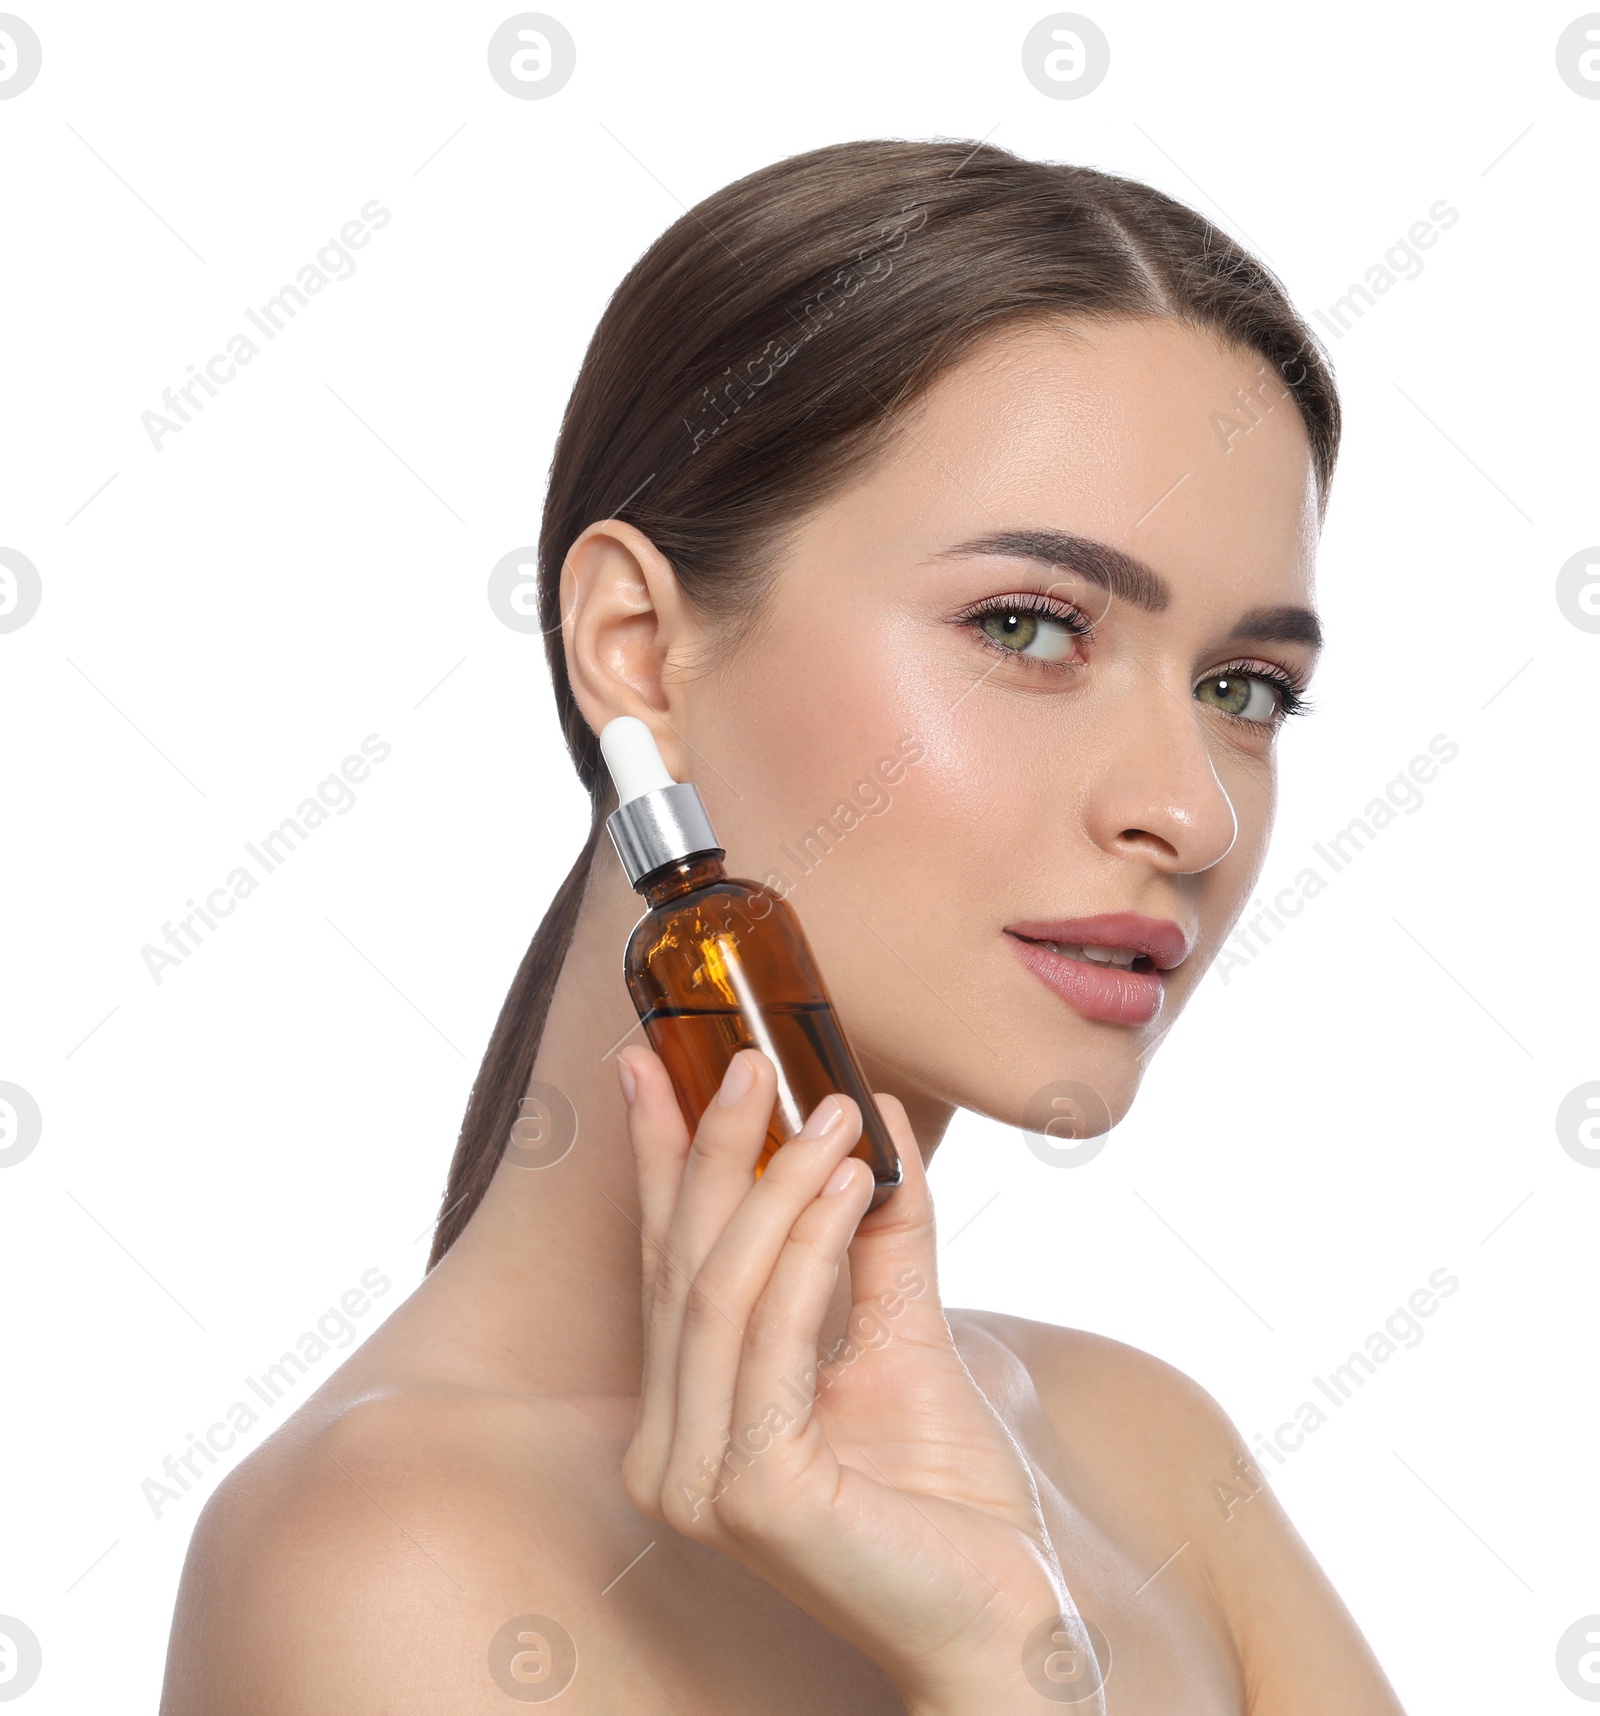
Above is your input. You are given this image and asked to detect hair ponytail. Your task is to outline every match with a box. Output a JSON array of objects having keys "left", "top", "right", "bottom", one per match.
[{"left": 425, "top": 806, "right": 608, "bottom": 1269}]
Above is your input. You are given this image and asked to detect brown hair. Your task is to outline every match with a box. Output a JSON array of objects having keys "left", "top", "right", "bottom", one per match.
[{"left": 426, "top": 136, "right": 1341, "bottom": 1267}]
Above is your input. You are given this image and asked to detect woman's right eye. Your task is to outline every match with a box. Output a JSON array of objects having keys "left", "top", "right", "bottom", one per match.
[{"left": 965, "top": 597, "right": 1092, "bottom": 671}]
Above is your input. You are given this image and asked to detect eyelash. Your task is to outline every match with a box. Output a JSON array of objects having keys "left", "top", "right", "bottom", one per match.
[
  {"left": 957, "top": 592, "right": 1314, "bottom": 728},
  {"left": 1210, "top": 658, "right": 1313, "bottom": 724},
  {"left": 959, "top": 591, "right": 1095, "bottom": 664}
]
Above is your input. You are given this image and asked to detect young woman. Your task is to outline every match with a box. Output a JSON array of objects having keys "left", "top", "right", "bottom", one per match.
[{"left": 162, "top": 139, "right": 1407, "bottom": 1713}]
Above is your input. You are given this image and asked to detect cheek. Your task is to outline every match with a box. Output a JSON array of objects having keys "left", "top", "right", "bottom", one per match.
[
  {"left": 873, "top": 648, "right": 1097, "bottom": 882},
  {"left": 771, "top": 664, "right": 1051, "bottom": 980},
  {"left": 699, "top": 612, "right": 1021, "bottom": 1014},
  {"left": 706, "top": 617, "right": 912, "bottom": 875},
  {"left": 1191, "top": 750, "right": 1278, "bottom": 957}
]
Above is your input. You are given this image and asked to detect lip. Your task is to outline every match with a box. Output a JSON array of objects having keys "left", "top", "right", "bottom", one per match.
[
  {"left": 1004, "top": 914, "right": 1192, "bottom": 971},
  {"left": 1003, "top": 914, "right": 1193, "bottom": 1030}
]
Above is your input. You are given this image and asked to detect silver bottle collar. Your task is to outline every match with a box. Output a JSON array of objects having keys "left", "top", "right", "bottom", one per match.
[{"left": 605, "top": 780, "right": 722, "bottom": 888}]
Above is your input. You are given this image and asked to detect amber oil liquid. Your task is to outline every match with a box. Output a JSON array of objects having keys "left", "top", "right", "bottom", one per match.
[{"left": 622, "top": 852, "right": 902, "bottom": 1206}]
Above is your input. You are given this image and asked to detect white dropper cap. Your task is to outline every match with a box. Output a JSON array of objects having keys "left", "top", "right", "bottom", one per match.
[
  {"left": 599, "top": 716, "right": 676, "bottom": 803},
  {"left": 599, "top": 716, "right": 722, "bottom": 887}
]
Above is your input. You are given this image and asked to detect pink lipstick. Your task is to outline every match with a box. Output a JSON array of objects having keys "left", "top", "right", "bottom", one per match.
[{"left": 1004, "top": 913, "right": 1191, "bottom": 1028}]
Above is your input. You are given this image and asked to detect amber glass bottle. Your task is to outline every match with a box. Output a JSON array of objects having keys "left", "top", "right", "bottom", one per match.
[{"left": 601, "top": 717, "right": 902, "bottom": 1207}]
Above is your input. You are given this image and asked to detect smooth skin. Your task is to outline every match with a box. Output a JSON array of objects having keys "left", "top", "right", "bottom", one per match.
[{"left": 161, "top": 318, "right": 1407, "bottom": 1714}]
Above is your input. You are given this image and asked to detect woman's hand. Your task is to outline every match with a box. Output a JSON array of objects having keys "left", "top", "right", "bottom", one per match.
[{"left": 615, "top": 1044, "right": 1104, "bottom": 1715}]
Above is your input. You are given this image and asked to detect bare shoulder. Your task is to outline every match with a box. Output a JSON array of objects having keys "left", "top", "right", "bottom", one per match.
[
  {"left": 954, "top": 1307, "right": 1219, "bottom": 1426},
  {"left": 950, "top": 1309, "right": 1407, "bottom": 1715},
  {"left": 952, "top": 1308, "right": 1247, "bottom": 1500},
  {"left": 160, "top": 1383, "right": 642, "bottom": 1715},
  {"left": 946, "top": 1309, "right": 1235, "bottom": 1554}
]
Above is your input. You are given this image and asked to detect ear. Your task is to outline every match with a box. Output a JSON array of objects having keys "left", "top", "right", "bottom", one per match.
[{"left": 559, "top": 518, "right": 704, "bottom": 782}]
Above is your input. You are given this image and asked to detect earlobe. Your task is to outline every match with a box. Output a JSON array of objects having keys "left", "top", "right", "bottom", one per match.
[{"left": 561, "top": 518, "right": 698, "bottom": 777}]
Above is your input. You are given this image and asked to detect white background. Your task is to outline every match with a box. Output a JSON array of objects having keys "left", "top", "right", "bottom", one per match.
[{"left": 2, "top": 2, "right": 1597, "bottom": 1710}]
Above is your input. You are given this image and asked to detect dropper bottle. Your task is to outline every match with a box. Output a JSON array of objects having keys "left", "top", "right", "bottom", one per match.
[{"left": 600, "top": 716, "right": 902, "bottom": 1207}]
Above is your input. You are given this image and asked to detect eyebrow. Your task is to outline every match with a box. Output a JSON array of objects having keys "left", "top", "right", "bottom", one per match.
[
  {"left": 930, "top": 528, "right": 1170, "bottom": 611},
  {"left": 927, "top": 527, "right": 1323, "bottom": 652},
  {"left": 1221, "top": 604, "right": 1324, "bottom": 651}
]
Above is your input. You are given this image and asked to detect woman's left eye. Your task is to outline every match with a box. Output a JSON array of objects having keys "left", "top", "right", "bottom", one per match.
[{"left": 1194, "top": 670, "right": 1289, "bottom": 726}]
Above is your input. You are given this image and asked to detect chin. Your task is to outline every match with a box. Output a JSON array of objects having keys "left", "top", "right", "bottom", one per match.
[{"left": 1005, "top": 1046, "right": 1142, "bottom": 1137}]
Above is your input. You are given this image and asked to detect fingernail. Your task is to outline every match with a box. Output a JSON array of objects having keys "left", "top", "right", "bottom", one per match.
[
  {"left": 823, "top": 1156, "right": 860, "bottom": 1195},
  {"left": 716, "top": 1051, "right": 756, "bottom": 1107},
  {"left": 798, "top": 1095, "right": 844, "bottom": 1139},
  {"left": 616, "top": 1052, "right": 638, "bottom": 1109}
]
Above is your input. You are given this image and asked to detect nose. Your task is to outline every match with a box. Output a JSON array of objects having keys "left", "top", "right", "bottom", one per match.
[{"left": 1079, "top": 664, "right": 1239, "bottom": 874}]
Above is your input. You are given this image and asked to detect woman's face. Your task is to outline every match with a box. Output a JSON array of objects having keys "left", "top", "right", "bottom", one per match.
[{"left": 679, "top": 316, "right": 1322, "bottom": 1136}]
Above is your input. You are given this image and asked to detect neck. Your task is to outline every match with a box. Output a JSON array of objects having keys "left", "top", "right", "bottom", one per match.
[{"left": 407, "top": 847, "right": 949, "bottom": 1402}]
